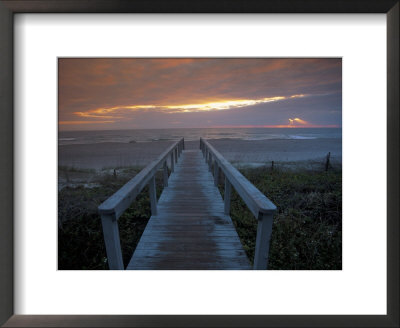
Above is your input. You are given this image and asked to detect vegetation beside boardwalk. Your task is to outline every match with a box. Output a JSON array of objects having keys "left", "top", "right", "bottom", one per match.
[
  {"left": 58, "top": 168, "right": 163, "bottom": 270},
  {"left": 58, "top": 164, "right": 341, "bottom": 270},
  {"left": 228, "top": 166, "right": 342, "bottom": 270}
]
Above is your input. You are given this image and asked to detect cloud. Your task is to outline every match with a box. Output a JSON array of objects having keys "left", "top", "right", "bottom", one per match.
[
  {"left": 289, "top": 117, "right": 308, "bottom": 125},
  {"left": 68, "top": 94, "right": 307, "bottom": 122},
  {"left": 59, "top": 120, "right": 115, "bottom": 125},
  {"left": 58, "top": 58, "right": 341, "bottom": 129}
]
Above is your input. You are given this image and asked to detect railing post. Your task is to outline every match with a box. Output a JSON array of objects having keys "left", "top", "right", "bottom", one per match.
[
  {"left": 149, "top": 175, "right": 157, "bottom": 215},
  {"left": 214, "top": 162, "right": 219, "bottom": 186},
  {"left": 100, "top": 213, "right": 124, "bottom": 270},
  {"left": 208, "top": 154, "right": 212, "bottom": 171},
  {"left": 170, "top": 152, "right": 174, "bottom": 172},
  {"left": 224, "top": 177, "right": 231, "bottom": 215},
  {"left": 253, "top": 212, "right": 274, "bottom": 270},
  {"left": 175, "top": 148, "right": 178, "bottom": 163},
  {"left": 182, "top": 139, "right": 185, "bottom": 150},
  {"left": 163, "top": 160, "right": 168, "bottom": 187}
]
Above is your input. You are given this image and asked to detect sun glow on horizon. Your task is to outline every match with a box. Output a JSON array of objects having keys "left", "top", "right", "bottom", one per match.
[
  {"left": 209, "top": 117, "right": 339, "bottom": 129},
  {"left": 289, "top": 117, "right": 309, "bottom": 125},
  {"left": 69, "top": 94, "right": 307, "bottom": 123},
  {"left": 210, "top": 123, "right": 340, "bottom": 128}
]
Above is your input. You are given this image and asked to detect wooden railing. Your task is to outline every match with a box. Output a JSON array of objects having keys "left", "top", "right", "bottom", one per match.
[
  {"left": 200, "top": 138, "right": 277, "bottom": 270},
  {"left": 98, "top": 138, "right": 184, "bottom": 269}
]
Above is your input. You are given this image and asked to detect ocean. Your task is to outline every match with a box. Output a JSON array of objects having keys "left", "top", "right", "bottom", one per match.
[{"left": 58, "top": 127, "right": 342, "bottom": 146}]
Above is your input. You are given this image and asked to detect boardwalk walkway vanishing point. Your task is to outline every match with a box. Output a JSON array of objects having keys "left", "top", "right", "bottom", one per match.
[{"left": 98, "top": 138, "right": 276, "bottom": 270}]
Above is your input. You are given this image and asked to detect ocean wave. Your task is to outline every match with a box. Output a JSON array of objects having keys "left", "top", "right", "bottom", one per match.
[
  {"left": 150, "top": 138, "right": 176, "bottom": 142},
  {"left": 288, "top": 135, "right": 317, "bottom": 140}
]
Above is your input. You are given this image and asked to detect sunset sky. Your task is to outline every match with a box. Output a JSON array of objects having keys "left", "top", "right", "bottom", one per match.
[{"left": 58, "top": 58, "right": 341, "bottom": 131}]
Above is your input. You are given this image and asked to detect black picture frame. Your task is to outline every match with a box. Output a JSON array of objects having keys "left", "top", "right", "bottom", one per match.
[{"left": 0, "top": 1, "right": 398, "bottom": 327}]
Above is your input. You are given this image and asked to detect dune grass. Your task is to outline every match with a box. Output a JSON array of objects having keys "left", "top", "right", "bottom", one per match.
[
  {"left": 58, "top": 168, "right": 163, "bottom": 269},
  {"left": 228, "top": 166, "right": 342, "bottom": 270},
  {"left": 58, "top": 165, "right": 341, "bottom": 270}
]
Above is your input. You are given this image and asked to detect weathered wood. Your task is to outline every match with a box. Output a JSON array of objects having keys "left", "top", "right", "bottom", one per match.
[
  {"left": 201, "top": 137, "right": 277, "bottom": 270},
  {"left": 98, "top": 139, "right": 183, "bottom": 270},
  {"left": 145, "top": 216, "right": 233, "bottom": 226},
  {"left": 200, "top": 138, "right": 276, "bottom": 217},
  {"left": 140, "top": 229, "right": 239, "bottom": 237},
  {"left": 98, "top": 138, "right": 183, "bottom": 219},
  {"left": 128, "top": 149, "right": 251, "bottom": 270},
  {"left": 253, "top": 212, "right": 274, "bottom": 269},
  {"left": 149, "top": 176, "right": 157, "bottom": 215},
  {"left": 170, "top": 152, "right": 174, "bottom": 172},
  {"left": 100, "top": 214, "right": 124, "bottom": 270},
  {"left": 132, "top": 249, "right": 248, "bottom": 259},
  {"left": 163, "top": 160, "right": 168, "bottom": 187},
  {"left": 325, "top": 151, "right": 331, "bottom": 171},
  {"left": 128, "top": 258, "right": 248, "bottom": 270},
  {"left": 224, "top": 177, "right": 232, "bottom": 215},
  {"left": 145, "top": 221, "right": 238, "bottom": 231},
  {"left": 214, "top": 162, "right": 219, "bottom": 186},
  {"left": 100, "top": 137, "right": 275, "bottom": 270}
]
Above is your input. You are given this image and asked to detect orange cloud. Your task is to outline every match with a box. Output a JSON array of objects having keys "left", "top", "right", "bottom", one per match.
[
  {"left": 289, "top": 117, "right": 309, "bottom": 125},
  {"left": 59, "top": 120, "right": 115, "bottom": 125},
  {"left": 58, "top": 58, "right": 341, "bottom": 130},
  {"left": 73, "top": 112, "right": 123, "bottom": 119},
  {"left": 72, "top": 94, "right": 307, "bottom": 121}
]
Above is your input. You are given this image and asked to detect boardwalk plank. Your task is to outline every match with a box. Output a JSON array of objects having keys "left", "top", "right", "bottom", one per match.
[{"left": 127, "top": 149, "right": 251, "bottom": 270}]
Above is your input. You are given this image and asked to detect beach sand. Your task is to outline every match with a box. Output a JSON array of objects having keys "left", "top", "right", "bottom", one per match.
[
  {"left": 58, "top": 138, "right": 341, "bottom": 190},
  {"left": 204, "top": 138, "right": 341, "bottom": 168},
  {"left": 59, "top": 140, "right": 175, "bottom": 170},
  {"left": 59, "top": 138, "right": 342, "bottom": 170}
]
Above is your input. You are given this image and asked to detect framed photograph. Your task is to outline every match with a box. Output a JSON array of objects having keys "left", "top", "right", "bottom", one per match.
[
  {"left": 1, "top": 1, "right": 398, "bottom": 327},
  {"left": 57, "top": 57, "right": 343, "bottom": 272}
]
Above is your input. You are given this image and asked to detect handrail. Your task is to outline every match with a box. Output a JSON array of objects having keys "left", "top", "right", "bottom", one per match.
[
  {"left": 200, "top": 138, "right": 276, "bottom": 216},
  {"left": 99, "top": 138, "right": 184, "bottom": 218},
  {"left": 200, "top": 137, "right": 276, "bottom": 269},
  {"left": 98, "top": 138, "right": 184, "bottom": 269}
]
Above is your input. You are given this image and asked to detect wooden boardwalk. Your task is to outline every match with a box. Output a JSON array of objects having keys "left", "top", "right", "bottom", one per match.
[
  {"left": 99, "top": 138, "right": 276, "bottom": 270},
  {"left": 127, "top": 149, "right": 251, "bottom": 270}
]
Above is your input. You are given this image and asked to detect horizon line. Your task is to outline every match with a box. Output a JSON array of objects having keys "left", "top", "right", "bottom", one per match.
[
  {"left": 210, "top": 124, "right": 341, "bottom": 129},
  {"left": 59, "top": 124, "right": 341, "bottom": 132}
]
